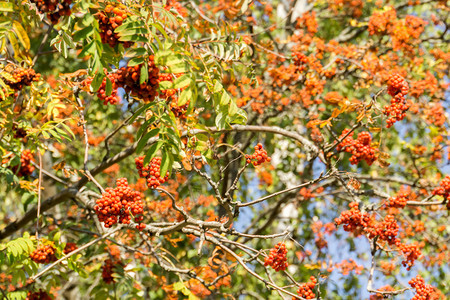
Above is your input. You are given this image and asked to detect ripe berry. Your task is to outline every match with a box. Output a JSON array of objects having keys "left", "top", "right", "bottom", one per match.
[
  {"left": 336, "top": 129, "right": 376, "bottom": 165},
  {"left": 295, "top": 276, "right": 317, "bottom": 299},
  {"left": 4, "top": 67, "right": 40, "bottom": 90},
  {"left": 94, "top": 178, "right": 145, "bottom": 229},
  {"left": 264, "top": 242, "right": 288, "bottom": 272},
  {"left": 95, "top": 4, "right": 132, "bottom": 48},
  {"left": 245, "top": 143, "right": 271, "bottom": 166},
  {"left": 135, "top": 156, "right": 169, "bottom": 189},
  {"left": 63, "top": 242, "right": 78, "bottom": 254},
  {"left": 384, "top": 74, "right": 410, "bottom": 128},
  {"left": 409, "top": 275, "right": 439, "bottom": 300},
  {"left": 30, "top": 0, "right": 72, "bottom": 24},
  {"left": 30, "top": 244, "right": 57, "bottom": 264}
]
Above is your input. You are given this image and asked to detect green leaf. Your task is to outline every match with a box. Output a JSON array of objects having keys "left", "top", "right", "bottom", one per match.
[
  {"left": 143, "top": 141, "right": 165, "bottom": 165},
  {"left": 105, "top": 76, "right": 112, "bottom": 96},
  {"left": 78, "top": 40, "right": 95, "bottom": 58},
  {"left": 220, "top": 90, "right": 231, "bottom": 106},
  {"left": 125, "top": 47, "right": 147, "bottom": 57},
  {"left": 178, "top": 87, "right": 192, "bottom": 106},
  {"left": 172, "top": 74, "right": 191, "bottom": 90},
  {"left": 136, "top": 128, "right": 159, "bottom": 154},
  {"left": 140, "top": 62, "right": 148, "bottom": 84},
  {"left": 91, "top": 72, "right": 105, "bottom": 92},
  {"left": 160, "top": 149, "right": 173, "bottom": 177},
  {"left": 73, "top": 25, "right": 94, "bottom": 42},
  {"left": 213, "top": 80, "right": 223, "bottom": 93},
  {"left": 117, "top": 27, "right": 149, "bottom": 36},
  {"left": 128, "top": 103, "right": 154, "bottom": 124},
  {"left": 128, "top": 56, "right": 145, "bottom": 67},
  {"left": 158, "top": 80, "right": 173, "bottom": 90}
]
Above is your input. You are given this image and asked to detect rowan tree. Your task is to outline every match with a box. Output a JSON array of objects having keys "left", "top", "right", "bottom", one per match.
[{"left": 0, "top": 0, "right": 449, "bottom": 299}]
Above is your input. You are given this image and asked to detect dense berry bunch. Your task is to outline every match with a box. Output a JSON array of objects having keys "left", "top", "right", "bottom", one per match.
[
  {"left": 26, "top": 290, "right": 52, "bottom": 300},
  {"left": 399, "top": 242, "right": 422, "bottom": 270},
  {"left": 264, "top": 242, "right": 288, "bottom": 272},
  {"left": 13, "top": 150, "right": 35, "bottom": 177},
  {"left": 368, "top": 7, "right": 396, "bottom": 35},
  {"left": 385, "top": 190, "right": 409, "bottom": 208},
  {"left": 4, "top": 67, "right": 40, "bottom": 90},
  {"left": 84, "top": 73, "right": 121, "bottom": 105},
  {"left": 115, "top": 58, "right": 160, "bottom": 102},
  {"left": 85, "top": 59, "right": 160, "bottom": 105},
  {"left": 94, "top": 178, "right": 145, "bottom": 230},
  {"left": 63, "top": 242, "right": 78, "bottom": 254},
  {"left": 294, "top": 276, "right": 317, "bottom": 300},
  {"left": 292, "top": 51, "right": 309, "bottom": 72},
  {"left": 384, "top": 74, "right": 409, "bottom": 128},
  {"left": 369, "top": 215, "right": 399, "bottom": 245},
  {"left": 409, "top": 275, "right": 438, "bottom": 300},
  {"left": 30, "top": 244, "right": 57, "bottom": 264},
  {"left": 245, "top": 143, "right": 271, "bottom": 166},
  {"left": 334, "top": 202, "right": 373, "bottom": 234},
  {"left": 336, "top": 129, "right": 377, "bottom": 165},
  {"left": 135, "top": 156, "right": 169, "bottom": 189},
  {"left": 30, "top": 0, "right": 71, "bottom": 24},
  {"left": 432, "top": 175, "right": 450, "bottom": 209},
  {"left": 95, "top": 4, "right": 132, "bottom": 48},
  {"left": 102, "top": 258, "right": 124, "bottom": 284}
]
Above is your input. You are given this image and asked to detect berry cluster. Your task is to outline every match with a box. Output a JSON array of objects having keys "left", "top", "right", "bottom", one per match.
[
  {"left": 245, "top": 143, "right": 271, "bottom": 166},
  {"left": 264, "top": 242, "right": 288, "bottom": 272},
  {"left": 95, "top": 4, "right": 132, "bottom": 48},
  {"left": 30, "top": 0, "right": 71, "bottom": 24},
  {"left": 336, "top": 129, "right": 377, "bottom": 165},
  {"left": 432, "top": 175, "right": 450, "bottom": 209},
  {"left": 385, "top": 190, "right": 409, "bottom": 208},
  {"left": 399, "top": 242, "right": 422, "bottom": 270},
  {"left": 102, "top": 258, "right": 123, "bottom": 284},
  {"left": 84, "top": 58, "right": 160, "bottom": 105},
  {"left": 384, "top": 74, "right": 410, "bottom": 128},
  {"left": 368, "top": 7, "right": 397, "bottom": 35},
  {"left": 367, "top": 215, "right": 399, "bottom": 246},
  {"left": 135, "top": 156, "right": 169, "bottom": 189},
  {"left": 409, "top": 275, "right": 437, "bottom": 300},
  {"left": 84, "top": 73, "right": 121, "bottom": 105},
  {"left": 293, "top": 51, "right": 309, "bottom": 72},
  {"left": 30, "top": 244, "right": 57, "bottom": 264},
  {"left": 94, "top": 178, "right": 146, "bottom": 230},
  {"left": 13, "top": 150, "right": 35, "bottom": 177},
  {"left": 334, "top": 202, "right": 373, "bottom": 234},
  {"left": 115, "top": 58, "right": 160, "bottom": 102},
  {"left": 63, "top": 242, "right": 78, "bottom": 254},
  {"left": 295, "top": 276, "right": 317, "bottom": 300},
  {"left": 4, "top": 67, "right": 40, "bottom": 90},
  {"left": 26, "top": 290, "right": 52, "bottom": 300}
]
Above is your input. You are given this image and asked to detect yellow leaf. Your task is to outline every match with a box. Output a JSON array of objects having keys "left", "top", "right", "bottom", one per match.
[
  {"left": 356, "top": 111, "right": 365, "bottom": 122},
  {"left": 319, "top": 119, "right": 331, "bottom": 128},
  {"left": 0, "top": 71, "right": 16, "bottom": 83},
  {"left": 369, "top": 127, "right": 381, "bottom": 132},
  {"left": 331, "top": 108, "right": 341, "bottom": 118},
  {"left": 12, "top": 21, "right": 30, "bottom": 50},
  {"left": 304, "top": 263, "right": 322, "bottom": 270}
]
